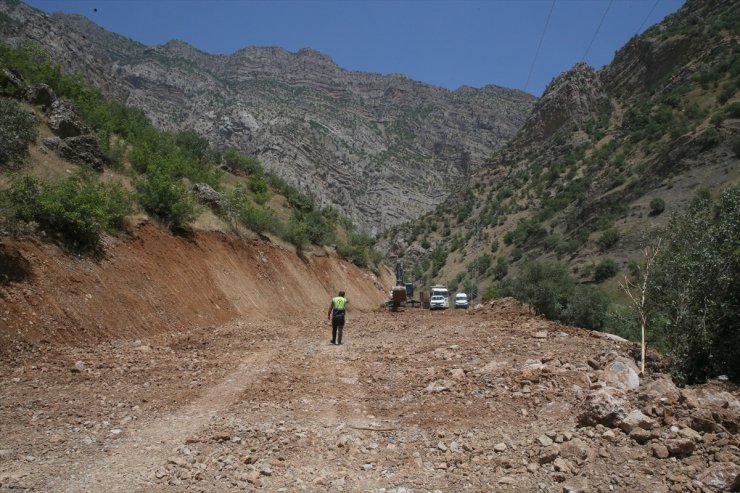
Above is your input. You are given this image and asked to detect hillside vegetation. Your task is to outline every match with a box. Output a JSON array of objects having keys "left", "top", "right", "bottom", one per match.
[
  {"left": 0, "top": 43, "right": 380, "bottom": 267},
  {"left": 0, "top": 0, "right": 535, "bottom": 232},
  {"left": 380, "top": 0, "right": 739, "bottom": 383}
]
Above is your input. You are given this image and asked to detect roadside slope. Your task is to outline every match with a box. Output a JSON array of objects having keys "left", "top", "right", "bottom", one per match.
[{"left": 0, "top": 222, "right": 392, "bottom": 347}]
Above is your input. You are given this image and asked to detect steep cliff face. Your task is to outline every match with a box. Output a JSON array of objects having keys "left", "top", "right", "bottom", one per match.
[
  {"left": 381, "top": 0, "right": 739, "bottom": 293},
  {"left": 0, "top": 1, "right": 535, "bottom": 233},
  {"left": 514, "top": 63, "right": 611, "bottom": 145}
]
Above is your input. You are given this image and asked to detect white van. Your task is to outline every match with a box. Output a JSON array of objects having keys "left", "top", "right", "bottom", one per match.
[{"left": 454, "top": 293, "right": 468, "bottom": 309}]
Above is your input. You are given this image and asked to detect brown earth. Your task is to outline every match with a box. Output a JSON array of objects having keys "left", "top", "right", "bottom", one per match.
[
  {"left": 0, "top": 221, "right": 391, "bottom": 348},
  {"left": 0, "top": 231, "right": 739, "bottom": 493}
]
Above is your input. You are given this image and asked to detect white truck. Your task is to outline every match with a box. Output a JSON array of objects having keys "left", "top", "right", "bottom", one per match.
[{"left": 429, "top": 285, "right": 449, "bottom": 310}]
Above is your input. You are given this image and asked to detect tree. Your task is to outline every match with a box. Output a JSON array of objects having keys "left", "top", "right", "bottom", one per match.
[
  {"left": 620, "top": 241, "right": 661, "bottom": 375},
  {"left": 647, "top": 187, "right": 740, "bottom": 383},
  {"left": 505, "top": 260, "right": 574, "bottom": 320}
]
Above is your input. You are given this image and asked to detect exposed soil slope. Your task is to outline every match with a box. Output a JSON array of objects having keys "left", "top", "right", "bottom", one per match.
[
  {"left": 0, "top": 303, "right": 737, "bottom": 492},
  {"left": 0, "top": 223, "right": 392, "bottom": 348}
]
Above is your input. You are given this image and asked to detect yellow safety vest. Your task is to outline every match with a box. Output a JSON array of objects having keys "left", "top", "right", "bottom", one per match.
[{"left": 332, "top": 296, "right": 346, "bottom": 310}]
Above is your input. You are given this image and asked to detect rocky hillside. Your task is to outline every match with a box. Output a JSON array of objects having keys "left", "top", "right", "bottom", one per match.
[
  {"left": 0, "top": 0, "right": 535, "bottom": 233},
  {"left": 381, "top": 0, "right": 739, "bottom": 294}
]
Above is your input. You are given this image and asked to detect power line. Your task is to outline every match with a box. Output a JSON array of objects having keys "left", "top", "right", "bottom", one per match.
[
  {"left": 524, "top": 0, "right": 556, "bottom": 93},
  {"left": 636, "top": 0, "right": 661, "bottom": 35},
  {"left": 581, "top": 0, "right": 614, "bottom": 63}
]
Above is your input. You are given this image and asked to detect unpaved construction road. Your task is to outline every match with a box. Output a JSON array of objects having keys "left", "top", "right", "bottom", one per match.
[{"left": 1, "top": 302, "right": 739, "bottom": 492}]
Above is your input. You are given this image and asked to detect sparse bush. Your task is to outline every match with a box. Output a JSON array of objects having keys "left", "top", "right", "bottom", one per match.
[
  {"left": 2, "top": 170, "right": 133, "bottom": 250},
  {"left": 594, "top": 258, "right": 619, "bottom": 282},
  {"left": 481, "top": 283, "right": 501, "bottom": 301},
  {"left": 135, "top": 170, "right": 200, "bottom": 231},
  {"left": 281, "top": 217, "right": 309, "bottom": 251},
  {"left": 222, "top": 149, "right": 263, "bottom": 176},
  {"left": 336, "top": 232, "right": 375, "bottom": 268},
  {"left": 0, "top": 97, "right": 38, "bottom": 167},
  {"left": 597, "top": 228, "right": 619, "bottom": 250},
  {"left": 503, "top": 260, "right": 574, "bottom": 320},
  {"left": 492, "top": 257, "right": 508, "bottom": 280},
  {"left": 562, "top": 285, "right": 609, "bottom": 330},
  {"left": 649, "top": 197, "right": 666, "bottom": 216},
  {"left": 302, "top": 209, "right": 336, "bottom": 245}
]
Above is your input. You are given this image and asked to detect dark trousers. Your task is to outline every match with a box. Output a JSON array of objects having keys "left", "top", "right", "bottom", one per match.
[{"left": 332, "top": 316, "right": 345, "bottom": 344}]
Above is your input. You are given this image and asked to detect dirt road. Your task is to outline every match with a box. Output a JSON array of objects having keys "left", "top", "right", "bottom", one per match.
[{"left": 1, "top": 305, "right": 738, "bottom": 492}]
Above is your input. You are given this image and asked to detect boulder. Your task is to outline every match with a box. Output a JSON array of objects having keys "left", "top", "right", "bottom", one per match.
[
  {"left": 190, "top": 183, "right": 223, "bottom": 210},
  {"left": 665, "top": 438, "right": 695, "bottom": 457},
  {"left": 26, "top": 83, "right": 56, "bottom": 108},
  {"left": 562, "top": 476, "right": 589, "bottom": 493},
  {"left": 696, "top": 462, "right": 740, "bottom": 492},
  {"left": 578, "top": 389, "right": 628, "bottom": 427},
  {"left": 600, "top": 358, "right": 640, "bottom": 390},
  {"left": 618, "top": 409, "right": 657, "bottom": 433},
  {"left": 640, "top": 374, "right": 680, "bottom": 405},
  {"left": 1, "top": 67, "right": 24, "bottom": 93},
  {"left": 47, "top": 98, "right": 88, "bottom": 138},
  {"left": 558, "top": 438, "right": 591, "bottom": 461},
  {"left": 651, "top": 443, "right": 669, "bottom": 459},
  {"left": 43, "top": 136, "right": 61, "bottom": 149},
  {"left": 58, "top": 135, "right": 107, "bottom": 170},
  {"left": 628, "top": 428, "right": 651, "bottom": 444},
  {"left": 538, "top": 444, "right": 560, "bottom": 464}
]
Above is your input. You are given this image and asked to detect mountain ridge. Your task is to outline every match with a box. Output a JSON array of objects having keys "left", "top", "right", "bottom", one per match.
[{"left": 0, "top": 0, "right": 535, "bottom": 233}]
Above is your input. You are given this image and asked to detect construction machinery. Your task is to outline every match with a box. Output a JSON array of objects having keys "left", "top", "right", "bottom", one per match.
[{"left": 383, "top": 263, "right": 421, "bottom": 310}]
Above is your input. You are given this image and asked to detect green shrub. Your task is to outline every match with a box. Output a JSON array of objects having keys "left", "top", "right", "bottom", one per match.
[
  {"left": 135, "top": 170, "right": 200, "bottom": 231},
  {"left": 556, "top": 239, "right": 582, "bottom": 256},
  {"left": 302, "top": 209, "right": 336, "bottom": 245},
  {"left": 267, "top": 174, "right": 313, "bottom": 212},
  {"left": 174, "top": 131, "right": 211, "bottom": 162},
  {"left": 469, "top": 254, "right": 491, "bottom": 276},
  {"left": 648, "top": 186, "right": 740, "bottom": 383},
  {"left": 336, "top": 238, "right": 368, "bottom": 268},
  {"left": 2, "top": 170, "right": 133, "bottom": 250},
  {"left": 597, "top": 228, "right": 619, "bottom": 250},
  {"left": 562, "top": 285, "right": 609, "bottom": 330},
  {"left": 0, "top": 97, "right": 38, "bottom": 167},
  {"left": 222, "top": 149, "right": 263, "bottom": 176},
  {"left": 503, "top": 260, "right": 574, "bottom": 320},
  {"left": 481, "top": 283, "right": 502, "bottom": 301},
  {"left": 594, "top": 258, "right": 619, "bottom": 282},
  {"left": 222, "top": 186, "right": 278, "bottom": 235},
  {"left": 492, "top": 257, "right": 508, "bottom": 280},
  {"left": 281, "top": 217, "right": 309, "bottom": 250},
  {"left": 649, "top": 197, "right": 666, "bottom": 216}
]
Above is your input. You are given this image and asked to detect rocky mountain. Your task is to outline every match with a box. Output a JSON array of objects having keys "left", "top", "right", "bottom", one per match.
[
  {"left": 380, "top": 0, "right": 739, "bottom": 293},
  {"left": 0, "top": 0, "right": 535, "bottom": 233}
]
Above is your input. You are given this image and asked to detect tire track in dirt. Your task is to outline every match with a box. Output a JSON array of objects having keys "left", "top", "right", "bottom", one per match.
[{"left": 52, "top": 345, "right": 280, "bottom": 493}]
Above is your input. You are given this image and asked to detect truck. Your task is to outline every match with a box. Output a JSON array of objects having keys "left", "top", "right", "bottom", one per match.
[{"left": 429, "top": 285, "right": 449, "bottom": 310}]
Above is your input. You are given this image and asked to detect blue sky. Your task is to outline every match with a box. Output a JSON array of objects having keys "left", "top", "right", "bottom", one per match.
[{"left": 27, "top": 0, "right": 685, "bottom": 96}]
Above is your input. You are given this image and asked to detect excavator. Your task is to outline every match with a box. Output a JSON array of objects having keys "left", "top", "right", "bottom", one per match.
[{"left": 385, "top": 263, "right": 419, "bottom": 310}]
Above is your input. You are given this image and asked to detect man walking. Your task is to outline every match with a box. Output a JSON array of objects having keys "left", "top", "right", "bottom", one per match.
[{"left": 328, "top": 290, "right": 348, "bottom": 345}]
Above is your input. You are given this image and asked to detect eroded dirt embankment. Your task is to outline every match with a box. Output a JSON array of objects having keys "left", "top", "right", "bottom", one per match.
[{"left": 0, "top": 222, "right": 392, "bottom": 347}]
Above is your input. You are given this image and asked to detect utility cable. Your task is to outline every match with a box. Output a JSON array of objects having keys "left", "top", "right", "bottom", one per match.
[
  {"left": 636, "top": 0, "right": 661, "bottom": 35},
  {"left": 524, "top": 0, "right": 556, "bottom": 93},
  {"left": 581, "top": 0, "right": 614, "bottom": 63}
]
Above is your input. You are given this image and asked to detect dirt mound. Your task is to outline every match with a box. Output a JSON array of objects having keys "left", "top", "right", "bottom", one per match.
[{"left": 0, "top": 222, "right": 392, "bottom": 348}]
